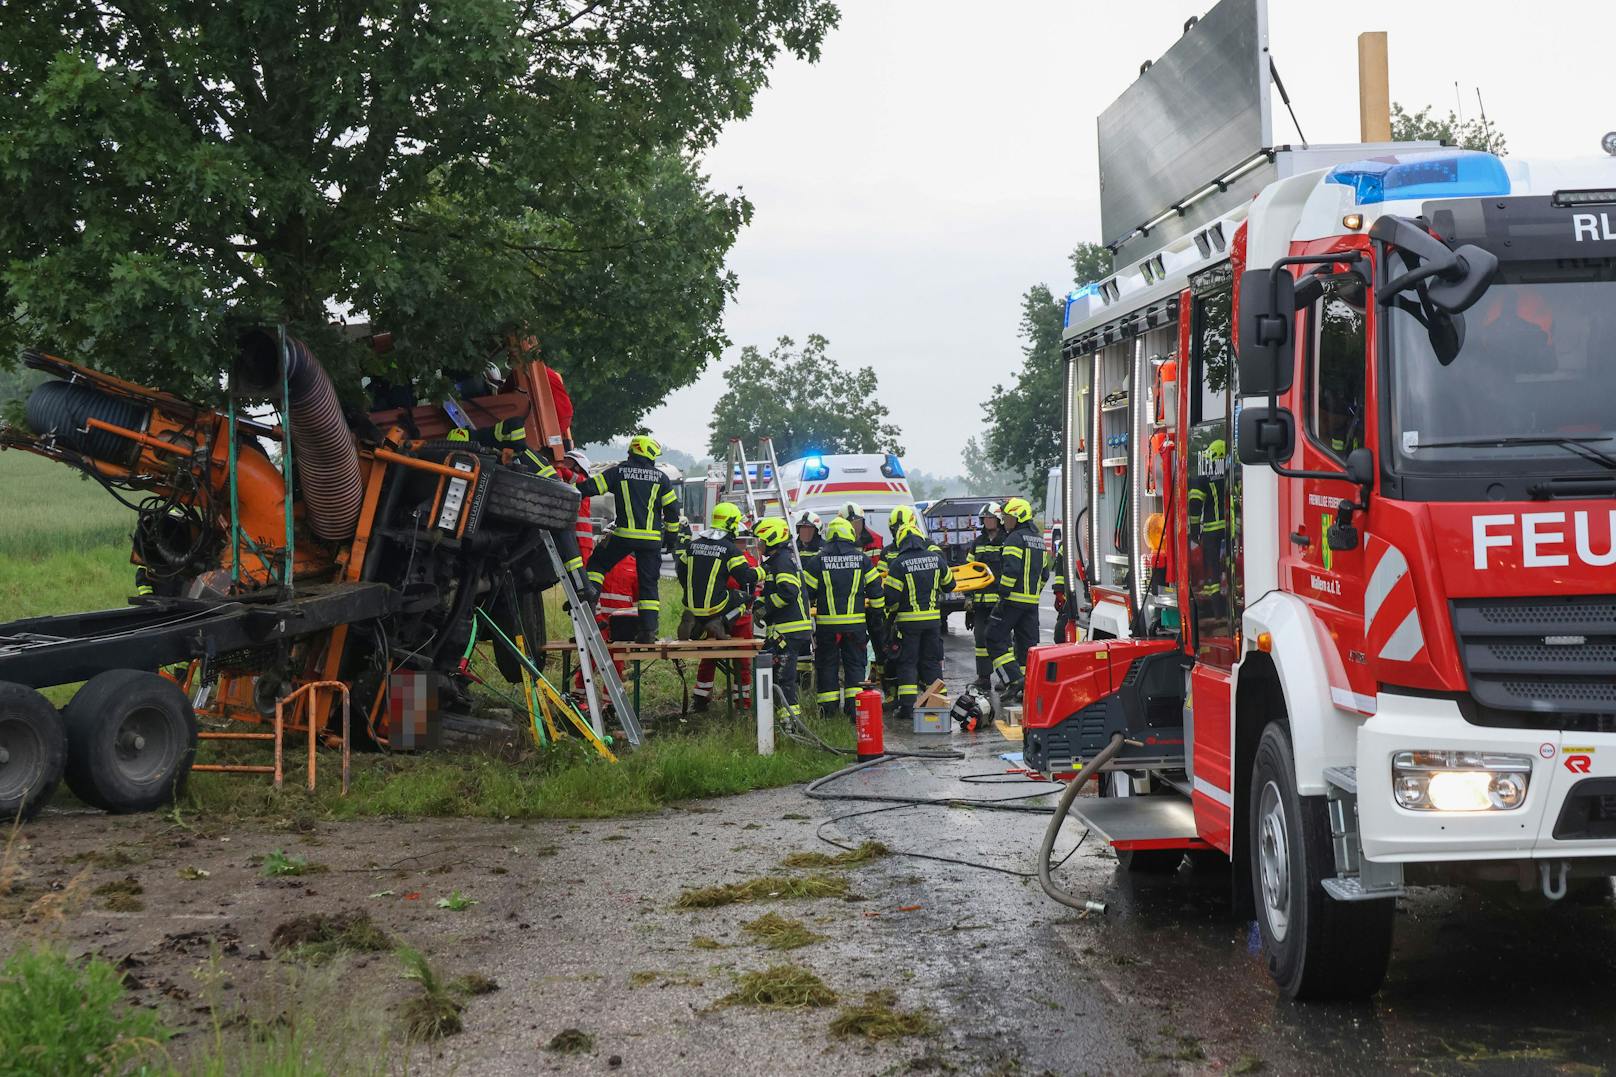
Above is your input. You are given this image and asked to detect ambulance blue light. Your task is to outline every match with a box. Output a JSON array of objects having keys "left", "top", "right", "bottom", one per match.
[
  {"left": 1063, "top": 282, "right": 1101, "bottom": 328},
  {"left": 803, "top": 455, "right": 830, "bottom": 481},
  {"left": 1325, "top": 150, "right": 1509, "bottom": 205}
]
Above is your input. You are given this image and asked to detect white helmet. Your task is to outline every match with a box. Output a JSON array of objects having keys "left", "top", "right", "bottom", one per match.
[
  {"left": 794, "top": 510, "right": 823, "bottom": 531},
  {"left": 564, "top": 448, "right": 592, "bottom": 472},
  {"left": 840, "top": 502, "right": 864, "bottom": 521}
]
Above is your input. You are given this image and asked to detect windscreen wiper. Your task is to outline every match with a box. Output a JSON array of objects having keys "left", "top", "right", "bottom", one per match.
[{"left": 1409, "top": 434, "right": 1616, "bottom": 471}]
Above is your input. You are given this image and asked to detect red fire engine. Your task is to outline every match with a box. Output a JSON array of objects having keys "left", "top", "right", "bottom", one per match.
[{"left": 1024, "top": 1, "right": 1616, "bottom": 1000}]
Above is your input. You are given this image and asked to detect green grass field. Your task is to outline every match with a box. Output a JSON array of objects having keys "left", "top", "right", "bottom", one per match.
[{"left": 0, "top": 449, "right": 851, "bottom": 817}]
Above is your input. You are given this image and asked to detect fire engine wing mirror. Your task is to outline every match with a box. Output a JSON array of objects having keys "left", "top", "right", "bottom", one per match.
[
  {"left": 1237, "top": 405, "right": 1295, "bottom": 466},
  {"left": 1371, "top": 216, "right": 1499, "bottom": 315},
  {"left": 1238, "top": 269, "right": 1297, "bottom": 396}
]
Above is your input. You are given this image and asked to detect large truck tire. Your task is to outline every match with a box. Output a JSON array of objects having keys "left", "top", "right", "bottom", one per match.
[
  {"left": 493, "top": 588, "right": 547, "bottom": 683},
  {"left": 63, "top": 671, "right": 197, "bottom": 813},
  {"left": 1249, "top": 722, "right": 1394, "bottom": 1000},
  {"left": 0, "top": 682, "right": 68, "bottom": 821},
  {"left": 484, "top": 467, "right": 581, "bottom": 532}
]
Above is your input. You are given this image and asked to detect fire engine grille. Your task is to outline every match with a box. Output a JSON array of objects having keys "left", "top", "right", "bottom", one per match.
[
  {"left": 1553, "top": 779, "right": 1616, "bottom": 840},
  {"left": 1453, "top": 595, "right": 1616, "bottom": 720}
]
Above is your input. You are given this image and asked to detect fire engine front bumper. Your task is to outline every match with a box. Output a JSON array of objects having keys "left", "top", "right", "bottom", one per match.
[{"left": 1357, "top": 693, "right": 1616, "bottom": 864}]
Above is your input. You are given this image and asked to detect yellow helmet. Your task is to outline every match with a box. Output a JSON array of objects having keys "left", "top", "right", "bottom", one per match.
[
  {"left": 754, "top": 517, "right": 790, "bottom": 548},
  {"left": 447, "top": 427, "right": 471, "bottom": 443},
  {"left": 1002, "top": 497, "right": 1033, "bottom": 524},
  {"left": 825, "top": 516, "right": 856, "bottom": 542},
  {"left": 709, "top": 501, "right": 742, "bottom": 533},
  {"left": 629, "top": 434, "right": 662, "bottom": 460},
  {"left": 888, "top": 505, "right": 917, "bottom": 533}
]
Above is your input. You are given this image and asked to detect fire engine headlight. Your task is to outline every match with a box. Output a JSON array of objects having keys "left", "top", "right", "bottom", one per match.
[{"left": 1391, "top": 751, "right": 1532, "bottom": 812}]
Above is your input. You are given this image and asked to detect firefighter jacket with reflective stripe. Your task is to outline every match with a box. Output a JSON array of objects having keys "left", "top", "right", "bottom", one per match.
[
  {"left": 1188, "top": 475, "right": 1227, "bottom": 537},
  {"left": 677, "top": 530, "right": 758, "bottom": 617},
  {"left": 996, "top": 522, "right": 1047, "bottom": 605},
  {"left": 805, "top": 538, "right": 885, "bottom": 626},
  {"left": 759, "top": 547, "right": 813, "bottom": 637},
  {"left": 1052, "top": 542, "right": 1068, "bottom": 596},
  {"left": 798, "top": 534, "right": 823, "bottom": 577},
  {"left": 578, "top": 453, "right": 679, "bottom": 542},
  {"left": 966, "top": 531, "right": 1004, "bottom": 605},
  {"left": 882, "top": 531, "right": 954, "bottom": 623}
]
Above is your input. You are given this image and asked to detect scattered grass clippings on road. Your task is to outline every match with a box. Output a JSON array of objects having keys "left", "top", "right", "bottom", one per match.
[
  {"left": 1231, "top": 1057, "right": 1266, "bottom": 1074},
  {"left": 452, "top": 972, "right": 499, "bottom": 996},
  {"left": 435, "top": 890, "right": 477, "bottom": 911},
  {"left": 741, "top": 913, "right": 824, "bottom": 951},
  {"left": 829, "top": 990, "right": 936, "bottom": 1040},
  {"left": 546, "top": 1028, "right": 595, "bottom": 1054},
  {"left": 780, "top": 841, "right": 889, "bottom": 869},
  {"left": 397, "top": 946, "right": 464, "bottom": 1041},
  {"left": 270, "top": 911, "right": 393, "bottom": 962},
  {"left": 93, "top": 875, "right": 144, "bottom": 912},
  {"left": 690, "top": 936, "right": 727, "bottom": 950},
  {"left": 675, "top": 873, "right": 849, "bottom": 909},
  {"left": 66, "top": 848, "right": 143, "bottom": 869},
  {"left": 261, "top": 850, "right": 326, "bottom": 877},
  {"left": 716, "top": 964, "right": 838, "bottom": 1011}
]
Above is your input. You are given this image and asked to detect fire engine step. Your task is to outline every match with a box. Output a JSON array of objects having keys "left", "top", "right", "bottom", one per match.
[{"left": 1064, "top": 793, "right": 1204, "bottom": 848}]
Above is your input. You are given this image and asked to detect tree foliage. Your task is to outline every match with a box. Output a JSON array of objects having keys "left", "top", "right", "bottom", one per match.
[
  {"left": 1391, "top": 102, "right": 1507, "bottom": 155},
  {"left": 0, "top": 1, "right": 838, "bottom": 441},
  {"left": 707, "top": 334, "right": 903, "bottom": 462},
  {"left": 981, "top": 242, "right": 1110, "bottom": 492}
]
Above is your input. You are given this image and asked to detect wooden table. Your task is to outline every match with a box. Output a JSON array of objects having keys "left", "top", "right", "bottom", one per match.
[{"left": 540, "top": 637, "right": 766, "bottom": 715}]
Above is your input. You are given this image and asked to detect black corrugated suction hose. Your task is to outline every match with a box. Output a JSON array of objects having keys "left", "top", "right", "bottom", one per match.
[
  {"left": 25, "top": 380, "right": 152, "bottom": 467},
  {"left": 234, "top": 329, "right": 362, "bottom": 542}
]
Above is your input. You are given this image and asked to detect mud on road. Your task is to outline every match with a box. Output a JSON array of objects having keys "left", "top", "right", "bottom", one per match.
[{"left": 2, "top": 614, "right": 1615, "bottom": 1075}]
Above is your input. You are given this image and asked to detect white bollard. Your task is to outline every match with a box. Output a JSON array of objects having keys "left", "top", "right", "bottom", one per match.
[{"left": 755, "top": 652, "right": 775, "bottom": 756}]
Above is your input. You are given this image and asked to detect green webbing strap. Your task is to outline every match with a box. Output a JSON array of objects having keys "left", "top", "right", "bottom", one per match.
[{"left": 278, "top": 325, "right": 295, "bottom": 595}]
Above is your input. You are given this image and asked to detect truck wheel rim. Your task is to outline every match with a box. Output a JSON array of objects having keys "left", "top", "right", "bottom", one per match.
[
  {"left": 1257, "top": 779, "right": 1291, "bottom": 942},
  {"left": 114, "top": 707, "right": 174, "bottom": 786},
  {"left": 0, "top": 718, "right": 44, "bottom": 803}
]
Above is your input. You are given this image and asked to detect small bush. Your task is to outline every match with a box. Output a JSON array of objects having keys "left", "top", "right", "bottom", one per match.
[
  {"left": 397, "top": 947, "right": 463, "bottom": 1041},
  {"left": 0, "top": 946, "right": 169, "bottom": 1075}
]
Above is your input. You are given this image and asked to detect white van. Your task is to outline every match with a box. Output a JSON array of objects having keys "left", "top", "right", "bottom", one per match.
[{"left": 778, "top": 453, "right": 915, "bottom": 543}]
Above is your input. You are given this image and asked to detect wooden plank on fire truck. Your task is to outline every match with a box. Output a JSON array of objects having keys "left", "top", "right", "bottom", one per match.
[{"left": 1064, "top": 793, "right": 1200, "bottom": 846}]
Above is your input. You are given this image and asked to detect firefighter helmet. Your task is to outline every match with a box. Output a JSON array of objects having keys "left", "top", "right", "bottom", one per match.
[
  {"left": 825, "top": 516, "right": 856, "bottom": 543},
  {"left": 754, "top": 517, "right": 790, "bottom": 548},
  {"left": 709, "top": 502, "right": 742, "bottom": 533},
  {"left": 564, "top": 448, "right": 592, "bottom": 472},
  {"left": 629, "top": 434, "right": 662, "bottom": 460},
  {"left": 888, "top": 504, "right": 917, "bottom": 533},
  {"left": 794, "top": 510, "right": 822, "bottom": 532},
  {"left": 447, "top": 427, "right": 471, "bottom": 443},
  {"left": 950, "top": 686, "right": 993, "bottom": 732},
  {"left": 1002, "top": 497, "right": 1033, "bottom": 524},
  {"left": 983, "top": 501, "right": 1003, "bottom": 523},
  {"left": 840, "top": 501, "right": 864, "bottom": 521}
]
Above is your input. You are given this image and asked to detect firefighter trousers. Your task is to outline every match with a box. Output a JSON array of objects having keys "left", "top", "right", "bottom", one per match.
[
  {"left": 987, "top": 603, "right": 1040, "bottom": 687},
  {"left": 971, "top": 601, "right": 997, "bottom": 682},
  {"left": 586, "top": 535, "right": 663, "bottom": 639},
  {"left": 768, "top": 633, "right": 812, "bottom": 720},
  {"left": 814, "top": 626, "right": 867, "bottom": 715},
  {"left": 895, "top": 620, "right": 943, "bottom": 705}
]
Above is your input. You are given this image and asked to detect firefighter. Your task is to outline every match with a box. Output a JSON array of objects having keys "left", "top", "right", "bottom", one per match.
[
  {"left": 578, "top": 435, "right": 681, "bottom": 642},
  {"left": 806, "top": 515, "right": 885, "bottom": 719},
  {"left": 794, "top": 510, "right": 824, "bottom": 576},
  {"left": 1051, "top": 536, "right": 1076, "bottom": 643},
  {"left": 492, "top": 419, "right": 588, "bottom": 586},
  {"left": 841, "top": 502, "right": 882, "bottom": 561},
  {"left": 1187, "top": 437, "right": 1229, "bottom": 605},
  {"left": 752, "top": 517, "right": 813, "bottom": 724},
  {"left": 966, "top": 503, "right": 1005, "bottom": 688},
  {"left": 676, "top": 502, "right": 758, "bottom": 640},
  {"left": 985, "top": 496, "right": 1046, "bottom": 704},
  {"left": 882, "top": 513, "right": 953, "bottom": 721}
]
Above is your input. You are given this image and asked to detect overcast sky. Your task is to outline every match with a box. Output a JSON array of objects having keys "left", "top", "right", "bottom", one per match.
[{"left": 642, "top": 0, "right": 1616, "bottom": 475}]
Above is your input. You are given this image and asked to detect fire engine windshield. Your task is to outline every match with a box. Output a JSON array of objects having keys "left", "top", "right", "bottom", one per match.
[{"left": 1387, "top": 259, "right": 1616, "bottom": 489}]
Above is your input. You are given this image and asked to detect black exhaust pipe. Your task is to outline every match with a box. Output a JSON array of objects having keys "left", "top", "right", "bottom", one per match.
[{"left": 234, "top": 330, "right": 363, "bottom": 543}]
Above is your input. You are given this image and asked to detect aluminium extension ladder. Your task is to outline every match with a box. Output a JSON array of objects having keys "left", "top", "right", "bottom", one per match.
[
  {"left": 723, "top": 437, "right": 800, "bottom": 563},
  {"left": 541, "top": 532, "right": 643, "bottom": 747}
]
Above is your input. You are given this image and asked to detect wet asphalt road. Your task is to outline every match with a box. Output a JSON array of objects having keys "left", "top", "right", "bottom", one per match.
[{"left": 797, "top": 610, "right": 1616, "bottom": 1074}]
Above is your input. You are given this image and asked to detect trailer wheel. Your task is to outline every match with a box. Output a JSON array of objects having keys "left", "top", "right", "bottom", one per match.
[
  {"left": 484, "top": 468, "right": 581, "bottom": 532},
  {"left": 63, "top": 671, "right": 197, "bottom": 814},
  {"left": 1250, "top": 722, "right": 1393, "bottom": 1000},
  {"left": 0, "top": 683, "right": 67, "bottom": 821}
]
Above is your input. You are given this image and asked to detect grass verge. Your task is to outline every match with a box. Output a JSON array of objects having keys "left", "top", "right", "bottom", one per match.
[
  {"left": 674, "top": 873, "right": 849, "bottom": 909},
  {"left": 0, "top": 946, "right": 170, "bottom": 1075}
]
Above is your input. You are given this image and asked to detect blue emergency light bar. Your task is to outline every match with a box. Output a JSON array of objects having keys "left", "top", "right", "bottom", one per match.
[
  {"left": 1325, "top": 149, "right": 1510, "bottom": 206},
  {"left": 1063, "top": 282, "right": 1102, "bottom": 329},
  {"left": 802, "top": 455, "right": 830, "bottom": 481}
]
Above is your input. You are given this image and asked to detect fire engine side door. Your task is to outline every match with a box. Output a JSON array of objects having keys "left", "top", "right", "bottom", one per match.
[{"left": 1285, "top": 275, "right": 1373, "bottom": 707}]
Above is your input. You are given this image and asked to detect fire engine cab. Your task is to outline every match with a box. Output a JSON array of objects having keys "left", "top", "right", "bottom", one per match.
[{"left": 1026, "top": 1, "right": 1616, "bottom": 1001}]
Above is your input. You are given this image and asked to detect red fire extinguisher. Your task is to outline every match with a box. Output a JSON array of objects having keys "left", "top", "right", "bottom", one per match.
[{"left": 855, "top": 686, "right": 885, "bottom": 761}]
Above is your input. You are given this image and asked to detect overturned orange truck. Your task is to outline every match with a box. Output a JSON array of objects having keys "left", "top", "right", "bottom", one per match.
[{"left": 0, "top": 330, "right": 584, "bottom": 817}]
